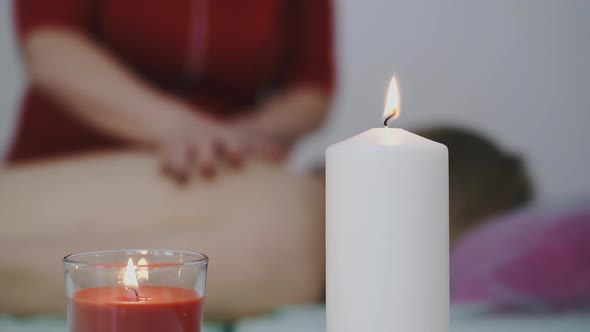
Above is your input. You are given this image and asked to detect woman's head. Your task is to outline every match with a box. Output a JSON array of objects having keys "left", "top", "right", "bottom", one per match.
[{"left": 418, "top": 127, "right": 533, "bottom": 243}]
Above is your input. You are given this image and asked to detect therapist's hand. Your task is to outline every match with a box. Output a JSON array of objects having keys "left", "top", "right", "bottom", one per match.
[
  {"left": 153, "top": 99, "right": 287, "bottom": 183},
  {"left": 153, "top": 100, "right": 244, "bottom": 183},
  {"left": 233, "top": 120, "right": 290, "bottom": 162}
]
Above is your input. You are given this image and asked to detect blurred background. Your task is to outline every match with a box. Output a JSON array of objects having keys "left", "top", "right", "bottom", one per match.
[
  {"left": 1, "top": 1, "right": 589, "bottom": 331},
  {"left": 2, "top": 1, "right": 590, "bottom": 201}
]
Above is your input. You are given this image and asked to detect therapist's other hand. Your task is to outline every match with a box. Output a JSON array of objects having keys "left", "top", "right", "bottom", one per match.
[
  {"left": 234, "top": 123, "right": 289, "bottom": 163},
  {"left": 153, "top": 100, "right": 287, "bottom": 183},
  {"left": 154, "top": 101, "right": 243, "bottom": 183}
]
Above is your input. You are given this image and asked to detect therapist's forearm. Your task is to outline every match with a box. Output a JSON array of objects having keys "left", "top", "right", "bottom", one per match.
[
  {"left": 23, "top": 28, "right": 177, "bottom": 146},
  {"left": 244, "top": 86, "right": 332, "bottom": 143}
]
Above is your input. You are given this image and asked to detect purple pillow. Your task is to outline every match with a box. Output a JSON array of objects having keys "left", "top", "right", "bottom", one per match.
[{"left": 451, "top": 198, "right": 590, "bottom": 310}]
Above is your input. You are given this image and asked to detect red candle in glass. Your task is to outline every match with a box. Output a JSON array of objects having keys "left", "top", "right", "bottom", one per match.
[
  {"left": 64, "top": 250, "right": 209, "bottom": 332},
  {"left": 70, "top": 285, "right": 204, "bottom": 332}
]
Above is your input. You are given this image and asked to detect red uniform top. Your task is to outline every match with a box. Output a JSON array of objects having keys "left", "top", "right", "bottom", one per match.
[{"left": 10, "top": 0, "right": 334, "bottom": 162}]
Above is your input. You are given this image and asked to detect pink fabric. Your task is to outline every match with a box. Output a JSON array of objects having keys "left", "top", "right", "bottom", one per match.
[{"left": 451, "top": 200, "right": 590, "bottom": 310}]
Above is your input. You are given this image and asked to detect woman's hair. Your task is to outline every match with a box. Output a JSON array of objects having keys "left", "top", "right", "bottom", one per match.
[{"left": 418, "top": 127, "right": 534, "bottom": 242}]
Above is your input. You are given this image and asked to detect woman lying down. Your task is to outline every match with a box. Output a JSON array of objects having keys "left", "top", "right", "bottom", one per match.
[{"left": 0, "top": 127, "right": 532, "bottom": 321}]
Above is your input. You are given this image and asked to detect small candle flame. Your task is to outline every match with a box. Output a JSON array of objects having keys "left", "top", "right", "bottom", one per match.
[
  {"left": 383, "top": 76, "right": 401, "bottom": 127},
  {"left": 122, "top": 258, "right": 139, "bottom": 289},
  {"left": 136, "top": 257, "right": 149, "bottom": 282}
]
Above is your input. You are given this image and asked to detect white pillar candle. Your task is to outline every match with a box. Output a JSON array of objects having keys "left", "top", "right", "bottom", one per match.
[{"left": 326, "top": 77, "right": 449, "bottom": 332}]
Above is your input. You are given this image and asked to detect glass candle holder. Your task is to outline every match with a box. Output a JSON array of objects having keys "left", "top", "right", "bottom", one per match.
[{"left": 64, "top": 249, "right": 208, "bottom": 332}]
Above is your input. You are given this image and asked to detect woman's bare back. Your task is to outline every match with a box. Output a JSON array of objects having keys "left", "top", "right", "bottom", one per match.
[{"left": 0, "top": 151, "right": 325, "bottom": 320}]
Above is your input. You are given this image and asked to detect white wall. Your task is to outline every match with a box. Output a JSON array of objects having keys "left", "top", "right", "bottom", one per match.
[
  {"left": 1, "top": 1, "right": 589, "bottom": 201},
  {"left": 296, "top": 0, "right": 590, "bottom": 202}
]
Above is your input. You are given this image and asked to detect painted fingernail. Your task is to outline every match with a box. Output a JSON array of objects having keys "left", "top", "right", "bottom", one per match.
[
  {"left": 230, "top": 154, "right": 243, "bottom": 168},
  {"left": 176, "top": 172, "right": 189, "bottom": 184},
  {"left": 201, "top": 165, "right": 216, "bottom": 179}
]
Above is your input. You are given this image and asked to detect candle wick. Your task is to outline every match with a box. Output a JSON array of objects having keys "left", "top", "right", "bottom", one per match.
[
  {"left": 383, "top": 114, "right": 394, "bottom": 128},
  {"left": 125, "top": 287, "right": 140, "bottom": 300}
]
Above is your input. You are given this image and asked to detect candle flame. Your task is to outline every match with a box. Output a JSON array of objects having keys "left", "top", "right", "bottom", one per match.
[
  {"left": 383, "top": 76, "right": 401, "bottom": 127},
  {"left": 122, "top": 258, "right": 139, "bottom": 289},
  {"left": 136, "top": 257, "right": 149, "bottom": 282}
]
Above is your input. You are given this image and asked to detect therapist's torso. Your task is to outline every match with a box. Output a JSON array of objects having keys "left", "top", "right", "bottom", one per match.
[{"left": 10, "top": 0, "right": 333, "bottom": 162}]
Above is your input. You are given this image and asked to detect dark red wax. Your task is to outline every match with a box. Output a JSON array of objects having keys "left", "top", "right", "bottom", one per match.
[{"left": 70, "top": 285, "right": 204, "bottom": 332}]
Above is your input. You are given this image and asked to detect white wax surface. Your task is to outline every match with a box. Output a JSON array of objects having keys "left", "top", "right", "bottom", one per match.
[{"left": 326, "top": 128, "right": 449, "bottom": 332}]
